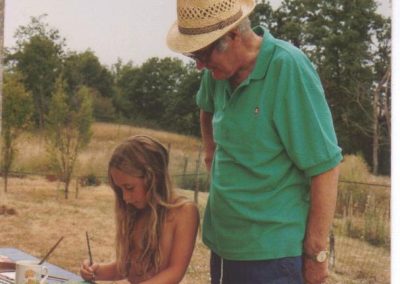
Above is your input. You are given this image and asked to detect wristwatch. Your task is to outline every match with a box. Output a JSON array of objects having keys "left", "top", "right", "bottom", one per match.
[{"left": 303, "top": 250, "right": 329, "bottom": 263}]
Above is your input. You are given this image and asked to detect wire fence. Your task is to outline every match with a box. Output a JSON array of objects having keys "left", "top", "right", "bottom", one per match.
[{"left": 1, "top": 153, "right": 391, "bottom": 283}]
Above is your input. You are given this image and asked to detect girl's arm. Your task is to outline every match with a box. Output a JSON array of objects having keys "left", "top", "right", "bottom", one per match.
[
  {"left": 80, "top": 260, "right": 122, "bottom": 281},
  {"left": 140, "top": 202, "right": 200, "bottom": 284}
]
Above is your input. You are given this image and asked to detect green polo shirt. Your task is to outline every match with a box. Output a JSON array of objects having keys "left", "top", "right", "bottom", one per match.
[{"left": 196, "top": 26, "right": 342, "bottom": 260}]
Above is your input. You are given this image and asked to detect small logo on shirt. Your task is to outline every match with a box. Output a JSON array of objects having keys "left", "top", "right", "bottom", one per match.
[{"left": 255, "top": 107, "right": 260, "bottom": 115}]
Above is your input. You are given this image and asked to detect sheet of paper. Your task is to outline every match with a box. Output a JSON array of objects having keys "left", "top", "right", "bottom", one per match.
[{"left": 0, "top": 273, "right": 14, "bottom": 279}]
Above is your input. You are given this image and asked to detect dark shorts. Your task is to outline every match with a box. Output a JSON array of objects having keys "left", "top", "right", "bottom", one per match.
[{"left": 210, "top": 251, "right": 304, "bottom": 284}]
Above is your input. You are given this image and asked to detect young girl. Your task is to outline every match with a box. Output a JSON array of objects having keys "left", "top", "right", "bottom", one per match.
[{"left": 80, "top": 135, "right": 199, "bottom": 284}]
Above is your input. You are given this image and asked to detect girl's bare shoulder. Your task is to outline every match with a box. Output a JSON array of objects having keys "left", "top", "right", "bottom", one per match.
[{"left": 168, "top": 199, "right": 199, "bottom": 223}]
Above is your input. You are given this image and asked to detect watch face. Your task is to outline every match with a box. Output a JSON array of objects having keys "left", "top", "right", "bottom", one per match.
[{"left": 316, "top": 251, "right": 328, "bottom": 262}]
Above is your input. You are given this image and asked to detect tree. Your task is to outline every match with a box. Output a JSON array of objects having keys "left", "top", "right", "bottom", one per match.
[
  {"left": 112, "top": 60, "right": 138, "bottom": 120},
  {"left": 63, "top": 50, "right": 116, "bottom": 120},
  {"left": 113, "top": 58, "right": 202, "bottom": 136},
  {"left": 1, "top": 72, "right": 34, "bottom": 192},
  {"left": 116, "top": 57, "right": 186, "bottom": 125},
  {"left": 6, "top": 15, "right": 64, "bottom": 129},
  {"left": 63, "top": 50, "right": 115, "bottom": 97},
  {"left": 0, "top": 0, "right": 4, "bottom": 134},
  {"left": 250, "top": 1, "right": 275, "bottom": 30},
  {"left": 252, "top": 0, "right": 391, "bottom": 174},
  {"left": 163, "top": 62, "right": 201, "bottom": 135},
  {"left": 45, "top": 79, "right": 93, "bottom": 199}
]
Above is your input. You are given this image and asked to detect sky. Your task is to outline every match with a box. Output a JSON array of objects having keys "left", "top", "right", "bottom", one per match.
[
  {"left": 4, "top": 0, "right": 391, "bottom": 67},
  {"left": 3, "top": 0, "right": 281, "bottom": 66}
]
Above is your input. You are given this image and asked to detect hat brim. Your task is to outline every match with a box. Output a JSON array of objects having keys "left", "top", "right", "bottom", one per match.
[{"left": 166, "top": 0, "right": 256, "bottom": 54}]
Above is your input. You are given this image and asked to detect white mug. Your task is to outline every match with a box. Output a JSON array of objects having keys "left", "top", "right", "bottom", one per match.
[{"left": 15, "top": 260, "right": 49, "bottom": 284}]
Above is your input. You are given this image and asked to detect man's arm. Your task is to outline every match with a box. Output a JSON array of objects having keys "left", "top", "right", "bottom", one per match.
[
  {"left": 303, "top": 165, "right": 340, "bottom": 284},
  {"left": 200, "top": 110, "right": 215, "bottom": 172}
]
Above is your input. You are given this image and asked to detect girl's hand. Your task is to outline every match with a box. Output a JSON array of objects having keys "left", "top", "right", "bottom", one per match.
[{"left": 80, "top": 259, "right": 99, "bottom": 281}]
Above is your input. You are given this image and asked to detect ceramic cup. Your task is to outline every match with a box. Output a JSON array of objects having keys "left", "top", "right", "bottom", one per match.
[{"left": 15, "top": 260, "right": 49, "bottom": 284}]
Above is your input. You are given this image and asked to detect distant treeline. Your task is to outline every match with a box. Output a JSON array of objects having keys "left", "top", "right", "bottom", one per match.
[{"left": 4, "top": 0, "right": 391, "bottom": 174}]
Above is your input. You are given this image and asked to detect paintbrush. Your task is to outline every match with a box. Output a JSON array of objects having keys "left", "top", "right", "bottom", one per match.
[
  {"left": 85, "top": 232, "right": 97, "bottom": 284},
  {"left": 86, "top": 232, "right": 93, "bottom": 266},
  {"left": 38, "top": 236, "right": 64, "bottom": 265}
]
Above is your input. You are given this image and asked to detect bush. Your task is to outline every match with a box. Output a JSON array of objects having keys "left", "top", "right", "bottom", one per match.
[{"left": 80, "top": 174, "right": 102, "bottom": 186}]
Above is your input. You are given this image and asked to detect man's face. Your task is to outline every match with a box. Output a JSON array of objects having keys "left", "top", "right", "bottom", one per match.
[{"left": 185, "top": 32, "right": 240, "bottom": 80}]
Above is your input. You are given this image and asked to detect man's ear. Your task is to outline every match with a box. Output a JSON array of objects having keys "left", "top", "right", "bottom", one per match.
[{"left": 229, "top": 28, "right": 240, "bottom": 39}]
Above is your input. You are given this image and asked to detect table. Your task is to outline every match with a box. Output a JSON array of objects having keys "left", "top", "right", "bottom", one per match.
[{"left": 0, "top": 247, "right": 83, "bottom": 283}]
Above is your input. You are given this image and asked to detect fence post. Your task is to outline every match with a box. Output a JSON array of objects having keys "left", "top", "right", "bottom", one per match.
[
  {"left": 194, "top": 146, "right": 202, "bottom": 204},
  {"left": 182, "top": 156, "right": 188, "bottom": 188},
  {"left": 329, "top": 230, "right": 335, "bottom": 270},
  {"left": 75, "top": 177, "right": 80, "bottom": 199}
]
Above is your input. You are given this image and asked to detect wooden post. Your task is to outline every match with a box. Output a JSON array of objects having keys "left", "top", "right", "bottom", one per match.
[
  {"left": 194, "top": 146, "right": 202, "bottom": 204},
  {"left": 182, "top": 156, "right": 188, "bottom": 188},
  {"left": 75, "top": 177, "right": 80, "bottom": 199},
  {"left": 329, "top": 230, "right": 335, "bottom": 270},
  {"left": 0, "top": 0, "right": 4, "bottom": 134},
  {"left": 0, "top": 0, "right": 5, "bottom": 200}
]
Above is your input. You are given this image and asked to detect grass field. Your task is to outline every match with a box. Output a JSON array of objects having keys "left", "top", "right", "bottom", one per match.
[
  {"left": 0, "top": 176, "right": 210, "bottom": 284},
  {"left": 0, "top": 122, "right": 391, "bottom": 283}
]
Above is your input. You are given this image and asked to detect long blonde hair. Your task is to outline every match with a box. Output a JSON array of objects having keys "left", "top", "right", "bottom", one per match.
[{"left": 108, "top": 135, "right": 183, "bottom": 277}]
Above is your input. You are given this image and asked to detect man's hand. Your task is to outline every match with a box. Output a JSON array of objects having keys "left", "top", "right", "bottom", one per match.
[{"left": 302, "top": 256, "right": 328, "bottom": 284}]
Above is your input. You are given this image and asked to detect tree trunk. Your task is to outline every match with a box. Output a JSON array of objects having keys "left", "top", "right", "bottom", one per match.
[
  {"left": 64, "top": 181, "right": 69, "bottom": 199},
  {"left": 372, "top": 84, "right": 379, "bottom": 175},
  {"left": 3, "top": 172, "right": 8, "bottom": 193},
  {"left": 0, "top": 0, "right": 4, "bottom": 134},
  {"left": 372, "top": 67, "right": 391, "bottom": 175}
]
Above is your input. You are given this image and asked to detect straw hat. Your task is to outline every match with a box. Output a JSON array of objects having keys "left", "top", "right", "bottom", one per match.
[{"left": 167, "top": 0, "right": 256, "bottom": 53}]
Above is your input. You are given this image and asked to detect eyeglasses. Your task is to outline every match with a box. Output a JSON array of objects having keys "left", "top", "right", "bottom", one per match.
[{"left": 183, "top": 39, "right": 221, "bottom": 64}]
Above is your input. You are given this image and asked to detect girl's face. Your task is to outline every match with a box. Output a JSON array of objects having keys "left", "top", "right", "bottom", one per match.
[{"left": 110, "top": 167, "right": 148, "bottom": 209}]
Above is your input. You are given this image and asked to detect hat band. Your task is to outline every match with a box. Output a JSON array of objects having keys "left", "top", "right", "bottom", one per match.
[{"left": 178, "top": 10, "right": 243, "bottom": 35}]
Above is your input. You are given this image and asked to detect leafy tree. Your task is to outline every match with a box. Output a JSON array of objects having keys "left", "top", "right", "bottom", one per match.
[
  {"left": 163, "top": 62, "right": 202, "bottom": 135},
  {"left": 1, "top": 72, "right": 34, "bottom": 192},
  {"left": 6, "top": 15, "right": 64, "bottom": 129},
  {"left": 370, "top": 16, "right": 391, "bottom": 174},
  {"left": 45, "top": 79, "right": 93, "bottom": 199},
  {"left": 252, "top": 0, "right": 391, "bottom": 174},
  {"left": 250, "top": 0, "right": 275, "bottom": 29},
  {"left": 63, "top": 50, "right": 115, "bottom": 97},
  {"left": 111, "top": 60, "right": 139, "bottom": 120},
  {"left": 63, "top": 50, "right": 116, "bottom": 120},
  {"left": 114, "top": 57, "right": 202, "bottom": 135},
  {"left": 116, "top": 57, "right": 186, "bottom": 125}
]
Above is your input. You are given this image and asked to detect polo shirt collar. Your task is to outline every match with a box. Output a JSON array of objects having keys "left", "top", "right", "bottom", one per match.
[
  {"left": 249, "top": 26, "right": 275, "bottom": 81},
  {"left": 221, "top": 26, "right": 274, "bottom": 92}
]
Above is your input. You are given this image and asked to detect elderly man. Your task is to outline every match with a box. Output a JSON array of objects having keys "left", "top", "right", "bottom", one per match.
[{"left": 167, "top": 0, "right": 342, "bottom": 283}]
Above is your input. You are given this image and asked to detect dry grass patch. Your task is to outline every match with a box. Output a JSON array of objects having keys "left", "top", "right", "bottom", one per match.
[
  {"left": 0, "top": 176, "right": 210, "bottom": 284},
  {"left": 0, "top": 123, "right": 391, "bottom": 283},
  {"left": 1, "top": 175, "right": 390, "bottom": 283},
  {"left": 2, "top": 122, "right": 207, "bottom": 186}
]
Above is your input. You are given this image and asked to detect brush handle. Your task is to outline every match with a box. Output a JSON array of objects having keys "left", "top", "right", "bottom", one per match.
[
  {"left": 38, "top": 236, "right": 64, "bottom": 265},
  {"left": 86, "top": 232, "right": 93, "bottom": 265}
]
